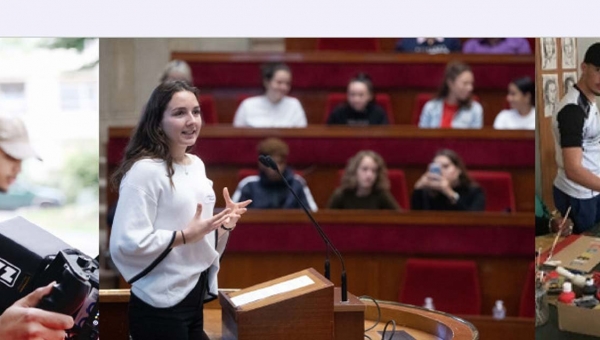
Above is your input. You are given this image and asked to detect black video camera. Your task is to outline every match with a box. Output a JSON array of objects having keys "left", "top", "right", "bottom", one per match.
[{"left": 0, "top": 217, "right": 99, "bottom": 340}]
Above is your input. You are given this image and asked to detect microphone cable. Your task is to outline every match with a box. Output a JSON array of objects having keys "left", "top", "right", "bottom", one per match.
[{"left": 358, "top": 295, "right": 399, "bottom": 340}]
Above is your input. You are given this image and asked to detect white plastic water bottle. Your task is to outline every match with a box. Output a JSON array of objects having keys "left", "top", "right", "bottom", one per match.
[
  {"left": 423, "top": 297, "right": 435, "bottom": 310},
  {"left": 492, "top": 300, "right": 506, "bottom": 319}
]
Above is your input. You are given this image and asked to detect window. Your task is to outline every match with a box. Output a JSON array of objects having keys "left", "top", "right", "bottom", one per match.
[
  {"left": 60, "top": 81, "right": 97, "bottom": 111},
  {"left": 0, "top": 83, "right": 26, "bottom": 114}
]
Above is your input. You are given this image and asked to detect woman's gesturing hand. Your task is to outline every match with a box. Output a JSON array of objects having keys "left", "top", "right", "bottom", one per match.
[
  {"left": 184, "top": 205, "right": 232, "bottom": 243},
  {"left": 221, "top": 187, "right": 252, "bottom": 231}
]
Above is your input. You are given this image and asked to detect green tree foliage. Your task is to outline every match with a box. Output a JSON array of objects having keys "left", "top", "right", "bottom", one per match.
[
  {"left": 60, "top": 143, "right": 99, "bottom": 203},
  {"left": 44, "top": 38, "right": 89, "bottom": 52}
]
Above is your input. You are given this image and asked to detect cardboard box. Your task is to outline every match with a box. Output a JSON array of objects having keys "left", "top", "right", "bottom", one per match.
[
  {"left": 551, "top": 236, "right": 600, "bottom": 273},
  {"left": 557, "top": 302, "right": 600, "bottom": 337}
]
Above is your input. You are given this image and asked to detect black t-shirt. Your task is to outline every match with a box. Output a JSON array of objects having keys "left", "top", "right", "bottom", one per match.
[
  {"left": 327, "top": 102, "right": 389, "bottom": 126},
  {"left": 327, "top": 188, "right": 400, "bottom": 210},
  {"left": 411, "top": 185, "right": 486, "bottom": 211}
]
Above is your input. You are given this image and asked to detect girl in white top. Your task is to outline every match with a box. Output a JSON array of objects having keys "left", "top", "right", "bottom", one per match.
[
  {"left": 109, "top": 81, "right": 251, "bottom": 340},
  {"left": 493, "top": 77, "right": 535, "bottom": 130},
  {"left": 233, "top": 63, "right": 307, "bottom": 127}
]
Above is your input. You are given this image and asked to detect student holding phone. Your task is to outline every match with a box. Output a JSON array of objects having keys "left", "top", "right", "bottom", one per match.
[{"left": 411, "top": 149, "right": 485, "bottom": 211}]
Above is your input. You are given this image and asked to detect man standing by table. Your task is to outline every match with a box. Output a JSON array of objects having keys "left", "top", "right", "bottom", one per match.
[{"left": 552, "top": 43, "right": 600, "bottom": 234}]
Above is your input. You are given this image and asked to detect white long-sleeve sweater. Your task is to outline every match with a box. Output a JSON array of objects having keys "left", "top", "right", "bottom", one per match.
[{"left": 109, "top": 154, "right": 228, "bottom": 308}]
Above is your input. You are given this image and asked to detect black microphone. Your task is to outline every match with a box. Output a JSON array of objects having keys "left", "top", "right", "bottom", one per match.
[
  {"left": 259, "top": 155, "right": 348, "bottom": 302},
  {"left": 258, "top": 155, "right": 331, "bottom": 279}
]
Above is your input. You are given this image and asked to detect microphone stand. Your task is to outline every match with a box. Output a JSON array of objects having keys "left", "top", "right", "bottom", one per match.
[{"left": 259, "top": 155, "right": 348, "bottom": 302}]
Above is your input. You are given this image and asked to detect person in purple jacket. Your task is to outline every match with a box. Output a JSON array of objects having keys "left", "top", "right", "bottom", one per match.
[{"left": 462, "top": 38, "right": 532, "bottom": 55}]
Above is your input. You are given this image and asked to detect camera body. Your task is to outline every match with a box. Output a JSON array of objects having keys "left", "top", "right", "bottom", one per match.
[{"left": 0, "top": 217, "right": 99, "bottom": 340}]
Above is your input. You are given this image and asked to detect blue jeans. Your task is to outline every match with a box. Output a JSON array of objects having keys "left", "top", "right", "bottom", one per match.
[{"left": 553, "top": 186, "right": 600, "bottom": 234}]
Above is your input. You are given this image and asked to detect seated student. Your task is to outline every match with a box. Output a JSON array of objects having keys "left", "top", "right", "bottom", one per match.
[
  {"left": 411, "top": 149, "right": 485, "bottom": 211},
  {"left": 396, "top": 38, "right": 461, "bottom": 54},
  {"left": 159, "top": 59, "right": 193, "bottom": 84},
  {"left": 233, "top": 63, "right": 307, "bottom": 128},
  {"left": 462, "top": 38, "right": 532, "bottom": 54},
  {"left": 140, "top": 60, "right": 196, "bottom": 115},
  {"left": 328, "top": 150, "right": 400, "bottom": 210},
  {"left": 327, "top": 73, "right": 389, "bottom": 126},
  {"left": 494, "top": 77, "right": 535, "bottom": 130},
  {"left": 419, "top": 61, "right": 483, "bottom": 129},
  {"left": 231, "top": 137, "right": 317, "bottom": 211}
]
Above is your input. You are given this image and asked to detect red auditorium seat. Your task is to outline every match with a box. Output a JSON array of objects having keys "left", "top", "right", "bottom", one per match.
[
  {"left": 324, "top": 93, "right": 395, "bottom": 124},
  {"left": 526, "top": 38, "right": 535, "bottom": 52},
  {"left": 237, "top": 169, "right": 304, "bottom": 183},
  {"left": 412, "top": 93, "right": 480, "bottom": 125},
  {"left": 199, "top": 94, "right": 218, "bottom": 124},
  {"left": 469, "top": 171, "right": 516, "bottom": 213},
  {"left": 519, "top": 262, "right": 535, "bottom": 318},
  {"left": 412, "top": 93, "right": 433, "bottom": 125},
  {"left": 399, "top": 259, "right": 481, "bottom": 315},
  {"left": 336, "top": 169, "right": 409, "bottom": 209},
  {"left": 235, "top": 94, "right": 253, "bottom": 108},
  {"left": 316, "top": 38, "right": 380, "bottom": 52}
]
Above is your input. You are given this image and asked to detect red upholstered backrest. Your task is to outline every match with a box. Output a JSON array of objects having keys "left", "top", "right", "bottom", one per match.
[
  {"left": 324, "top": 93, "right": 394, "bottom": 124},
  {"left": 399, "top": 259, "right": 481, "bottom": 315},
  {"left": 199, "top": 94, "right": 218, "bottom": 124},
  {"left": 236, "top": 94, "right": 253, "bottom": 109},
  {"left": 412, "top": 93, "right": 434, "bottom": 125},
  {"left": 316, "top": 38, "right": 380, "bottom": 52},
  {"left": 468, "top": 171, "right": 516, "bottom": 213},
  {"left": 238, "top": 169, "right": 259, "bottom": 182},
  {"left": 336, "top": 168, "right": 408, "bottom": 209},
  {"left": 412, "top": 93, "right": 481, "bottom": 125},
  {"left": 324, "top": 93, "right": 346, "bottom": 122},
  {"left": 526, "top": 38, "right": 535, "bottom": 52},
  {"left": 519, "top": 262, "right": 535, "bottom": 318}
]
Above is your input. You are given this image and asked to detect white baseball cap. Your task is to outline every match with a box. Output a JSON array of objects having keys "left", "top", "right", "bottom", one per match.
[{"left": 0, "top": 114, "right": 41, "bottom": 160}]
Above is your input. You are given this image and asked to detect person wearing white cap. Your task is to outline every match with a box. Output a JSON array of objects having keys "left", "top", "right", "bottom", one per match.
[
  {"left": 0, "top": 113, "right": 40, "bottom": 192},
  {"left": 0, "top": 114, "right": 74, "bottom": 339}
]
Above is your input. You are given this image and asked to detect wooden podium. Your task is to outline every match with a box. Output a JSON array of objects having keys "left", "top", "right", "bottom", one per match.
[
  {"left": 218, "top": 268, "right": 365, "bottom": 340},
  {"left": 100, "top": 288, "right": 490, "bottom": 339}
]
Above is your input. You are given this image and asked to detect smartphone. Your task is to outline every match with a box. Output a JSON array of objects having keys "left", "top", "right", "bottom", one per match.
[{"left": 428, "top": 163, "right": 442, "bottom": 176}]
